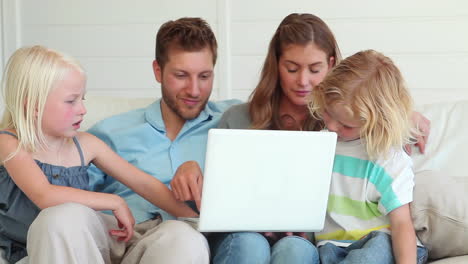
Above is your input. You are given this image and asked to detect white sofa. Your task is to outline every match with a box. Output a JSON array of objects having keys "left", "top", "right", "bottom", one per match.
[{"left": 2, "top": 96, "right": 468, "bottom": 263}]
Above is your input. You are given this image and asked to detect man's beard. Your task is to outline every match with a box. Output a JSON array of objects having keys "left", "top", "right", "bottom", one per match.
[{"left": 161, "top": 86, "right": 208, "bottom": 121}]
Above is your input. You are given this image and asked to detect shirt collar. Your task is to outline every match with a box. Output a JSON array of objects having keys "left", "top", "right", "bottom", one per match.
[{"left": 145, "top": 99, "right": 214, "bottom": 133}]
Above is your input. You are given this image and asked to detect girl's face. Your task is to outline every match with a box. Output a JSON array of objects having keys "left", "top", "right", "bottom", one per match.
[
  {"left": 41, "top": 68, "right": 87, "bottom": 139},
  {"left": 322, "top": 103, "right": 362, "bottom": 142},
  {"left": 278, "top": 43, "right": 334, "bottom": 108}
]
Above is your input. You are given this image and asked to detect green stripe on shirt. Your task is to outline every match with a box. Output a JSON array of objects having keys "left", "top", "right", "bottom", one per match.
[
  {"left": 327, "top": 195, "right": 382, "bottom": 220},
  {"left": 332, "top": 155, "right": 401, "bottom": 213},
  {"left": 316, "top": 224, "right": 391, "bottom": 241}
]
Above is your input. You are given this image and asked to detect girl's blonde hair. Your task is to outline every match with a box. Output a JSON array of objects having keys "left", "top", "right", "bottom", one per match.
[
  {"left": 249, "top": 13, "right": 341, "bottom": 130},
  {"left": 309, "top": 50, "right": 414, "bottom": 158},
  {"left": 0, "top": 45, "right": 84, "bottom": 161}
]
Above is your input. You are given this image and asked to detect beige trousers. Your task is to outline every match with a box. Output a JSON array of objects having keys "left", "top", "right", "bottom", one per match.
[{"left": 27, "top": 203, "right": 209, "bottom": 264}]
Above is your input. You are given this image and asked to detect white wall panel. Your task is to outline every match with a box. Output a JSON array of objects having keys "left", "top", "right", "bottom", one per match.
[
  {"left": 1, "top": 0, "right": 468, "bottom": 109},
  {"left": 332, "top": 18, "right": 468, "bottom": 55},
  {"left": 21, "top": 24, "right": 158, "bottom": 57},
  {"left": 15, "top": 0, "right": 221, "bottom": 99},
  {"left": 229, "top": 0, "right": 468, "bottom": 104},
  {"left": 80, "top": 58, "right": 155, "bottom": 90},
  {"left": 21, "top": 0, "right": 218, "bottom": 25},
  {"left": 231, "top": 18, "right": 468, "bottom": 55},
  {"left": 393, "top": 54, "right": 468, "bottom": 91},
  {"left": 230, "top": 56, "right": 263, "bottom": 91},
  {"left": 231, "top": 0, "right": 468, "bottom": 21}
]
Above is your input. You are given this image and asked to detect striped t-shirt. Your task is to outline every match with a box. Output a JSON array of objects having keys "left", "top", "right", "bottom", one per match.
[{"left": 316, "top": 139, "right": 414, "bottom": 247}]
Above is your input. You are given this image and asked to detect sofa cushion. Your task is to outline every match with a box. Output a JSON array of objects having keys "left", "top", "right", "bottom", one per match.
[
  {"left": 428, "top": 255, "right": 468, "bottom": 264},
  {"left": 410, "top": 100, "right": 468, "bottom": 259},
  {"left": 411, "top": 170, "right": 468, "bottom": 260}
]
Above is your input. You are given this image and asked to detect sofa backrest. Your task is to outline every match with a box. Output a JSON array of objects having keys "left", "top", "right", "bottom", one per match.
[
  {"left": 82, "top": 96, "right": 154, "bottom": 131},
  {"left": 83, "top": 96, "right": 468, "bottom": 178},
  {"left": 412, "top": 100, "right": 468, "bottom": 178}
]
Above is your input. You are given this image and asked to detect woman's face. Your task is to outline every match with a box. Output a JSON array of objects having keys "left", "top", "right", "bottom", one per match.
[{"left": 278, "top": 43, "right": 334, "bottom": 107}]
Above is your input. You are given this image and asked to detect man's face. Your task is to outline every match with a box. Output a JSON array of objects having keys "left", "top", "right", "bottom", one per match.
[{"left": 153, "top": 47, "right": 214, "bottom": 121}]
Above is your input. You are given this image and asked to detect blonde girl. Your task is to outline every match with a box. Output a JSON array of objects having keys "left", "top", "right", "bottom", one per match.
[
  {"left": 0, "top": 46, "right": 196, "bottom": 263},
  {"left": 309, "top": 49, "right": 427, "bottom": 264}
]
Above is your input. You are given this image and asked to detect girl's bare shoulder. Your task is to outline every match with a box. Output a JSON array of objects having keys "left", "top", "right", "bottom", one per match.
[
  {"left": 0, "top": 129, "right": 27, "bottom": 163},
  {"left": 75, "top": 131, "right": 104, "bottom": 142},
  {"left": 74, "top": 131, "right": 106, "bottom": 158},
  {"left": 0, "top": 129, "right": 19, "bottom": 150}
]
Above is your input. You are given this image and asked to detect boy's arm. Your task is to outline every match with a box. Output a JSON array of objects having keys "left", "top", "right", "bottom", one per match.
[{"left": 389, "top": 204, "right": 417, "bottom": 264}]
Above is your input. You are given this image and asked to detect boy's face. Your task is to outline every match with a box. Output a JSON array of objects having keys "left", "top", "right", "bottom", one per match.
[
  {"left": 322, "top": 103, "right": 362, "bottom": 142},
  {"left": 153, "top": 47, "right": 214, "bottom": 121}
]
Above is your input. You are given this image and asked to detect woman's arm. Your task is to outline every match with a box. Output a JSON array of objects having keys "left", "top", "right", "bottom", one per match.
[
  {"left": 85, "top": 132, "right": 197, "bottom": 218},
  {"left": 389, "top": 204, "right": 417, "bottom": 264},
  {"left": 0, "top": 133, "right": 135, "bottom": 241}
]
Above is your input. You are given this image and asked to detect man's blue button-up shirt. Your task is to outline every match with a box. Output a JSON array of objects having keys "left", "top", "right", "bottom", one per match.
[{"left": 87, "top": 98, "right": 240, "bottom": 223}]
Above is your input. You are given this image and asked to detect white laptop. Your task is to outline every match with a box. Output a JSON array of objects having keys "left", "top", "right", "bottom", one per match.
[{"left": 196, "top": 128, "right": 337, "bottom": 232}]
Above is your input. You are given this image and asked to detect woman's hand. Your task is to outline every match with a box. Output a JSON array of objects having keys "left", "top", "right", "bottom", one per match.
[
  {"left": 109, "top": 196, "right": 135, "bottom": 242},
  {"left": 405, "top": 111, "right": 431, "bottom": 155},
  {"left": 262, "top": 232, "right": 308, "bottom": 245}
]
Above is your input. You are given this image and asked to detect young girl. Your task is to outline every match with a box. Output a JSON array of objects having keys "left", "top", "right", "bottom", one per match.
[
  {"left": 308, "top": 49, "right": 428, "bottom": 264},
  {"left": 0, "top": 46, "right": 196, "bottom": 263}
]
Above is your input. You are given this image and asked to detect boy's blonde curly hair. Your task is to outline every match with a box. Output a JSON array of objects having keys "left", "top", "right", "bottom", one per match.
[{"left": 309, "top": 49, "right": 415, "bottom": 159}]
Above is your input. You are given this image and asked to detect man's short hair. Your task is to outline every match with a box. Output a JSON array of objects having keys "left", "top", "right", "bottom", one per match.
[{"left": 155, "top": 17, "right": 217, "bottom": 69}]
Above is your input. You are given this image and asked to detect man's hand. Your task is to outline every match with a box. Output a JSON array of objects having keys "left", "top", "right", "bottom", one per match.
[{"left": 170, "top": 161, "right": 203, "bottom": 210}]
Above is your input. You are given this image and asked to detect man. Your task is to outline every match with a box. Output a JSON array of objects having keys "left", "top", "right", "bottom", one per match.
[{"left": 27, "top": 17, "right": 239, "bottom": 263}]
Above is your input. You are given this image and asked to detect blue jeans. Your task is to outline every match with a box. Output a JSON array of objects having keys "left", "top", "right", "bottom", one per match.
[
  {"left": 209, "top": 232, "right": 319, "bottom": 264},
  {"left": 318, "top": 231, "right": 428, "bottom": 264}
]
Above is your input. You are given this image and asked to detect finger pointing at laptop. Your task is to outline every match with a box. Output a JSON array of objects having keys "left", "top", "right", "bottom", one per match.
[{"left": 170, "top": 160, "right": 204, "bottom": 211}]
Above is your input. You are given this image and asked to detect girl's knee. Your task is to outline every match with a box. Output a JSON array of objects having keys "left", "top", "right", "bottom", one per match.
[
  {"left": 157, "top": 220, "right": 208, "bottom": 247},
  {"left": 30, "top": 203, "right": 97, "bottom": 233},
  {"left": 158, "top": 220, "right": 201, "bottom": 237},
  {"left": 141, "top": 220, "right": 209, "bottom": 261}
]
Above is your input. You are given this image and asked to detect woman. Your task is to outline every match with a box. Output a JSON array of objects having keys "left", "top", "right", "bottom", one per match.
[{"left": 211, "top": 13, "right": 430, "bottom": 264}]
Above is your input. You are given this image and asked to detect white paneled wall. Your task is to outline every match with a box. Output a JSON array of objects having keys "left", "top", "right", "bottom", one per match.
[
  {"left": 1, "top": 0, "right": 468, "bottom": 116},
  {"left": 11, "top": 0, "right": 220, "bottom": 99},
  {"left": 229, "top": 0, "right": 468, "bottom": 104}
]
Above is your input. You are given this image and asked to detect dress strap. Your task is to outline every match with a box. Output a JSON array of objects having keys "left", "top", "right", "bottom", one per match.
[
  {"left": 0, "top": 130, "right": 18, "bottom": 138},
  {"left": 72, "top": 137, "right": 86, "bottom": 167}
]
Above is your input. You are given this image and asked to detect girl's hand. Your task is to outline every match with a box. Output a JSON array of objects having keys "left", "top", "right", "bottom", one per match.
[{"left": 109, "top": 197, "right": 135, "bottom": 242}]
